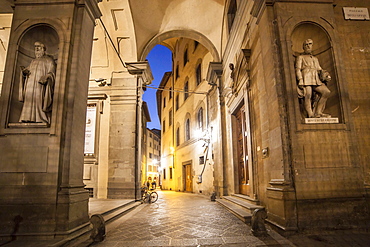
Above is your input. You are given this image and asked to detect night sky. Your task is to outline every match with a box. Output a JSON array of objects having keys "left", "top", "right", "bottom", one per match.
[{"left": 144, "top": 45, "right": 172, "bottom": 130}]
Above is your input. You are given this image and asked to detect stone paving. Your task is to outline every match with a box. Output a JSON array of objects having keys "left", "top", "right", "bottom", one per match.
[
  {"left": 92, "top": 191, "right": 295, "bottom": 246},
  {"left": 2, "top": 191, "right": 369, "bottom": 246}
]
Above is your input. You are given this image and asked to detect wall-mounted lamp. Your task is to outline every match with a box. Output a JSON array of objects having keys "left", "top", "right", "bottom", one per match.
[{"left": 195, "top": 128, "right": 210, "bottom": 142}]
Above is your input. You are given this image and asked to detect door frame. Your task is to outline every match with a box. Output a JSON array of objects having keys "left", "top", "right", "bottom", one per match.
[{"left": 231, "top": 97, "right": 255, "bottom": 198}]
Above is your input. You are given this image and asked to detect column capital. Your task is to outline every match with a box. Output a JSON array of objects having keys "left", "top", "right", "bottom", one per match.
[
  {"left": 126, "top": 61, "right": 154, "bottom": 85},
  {"left": 206, "top": 62, "right": 223, "bottom": 85}
]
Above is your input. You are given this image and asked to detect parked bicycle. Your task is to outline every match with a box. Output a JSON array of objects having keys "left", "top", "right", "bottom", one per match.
[{"left": 141, "top": 187, "right": 158, "bottom": 203}]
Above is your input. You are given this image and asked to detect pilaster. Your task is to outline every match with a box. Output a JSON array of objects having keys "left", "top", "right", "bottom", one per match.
[{"left": 0, "top": 0, "right": 101, "bottom": 240}]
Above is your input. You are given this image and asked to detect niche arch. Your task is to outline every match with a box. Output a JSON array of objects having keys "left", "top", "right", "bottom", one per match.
[{"left": 291, "top": 22, "right": 342, "bottom": 122}]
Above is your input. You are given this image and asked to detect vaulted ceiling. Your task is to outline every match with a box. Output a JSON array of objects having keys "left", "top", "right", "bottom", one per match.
[
  {"left": 128, "top": 0, "right": 225, "bottom": 61},
  {"left": 1, "top": 0, "right": 226, "bottom": 61}
]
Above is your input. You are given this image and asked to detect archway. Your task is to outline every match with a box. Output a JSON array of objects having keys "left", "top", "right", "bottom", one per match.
[{"left": 141, "top": 30, "right": 220, "bottom": 62}]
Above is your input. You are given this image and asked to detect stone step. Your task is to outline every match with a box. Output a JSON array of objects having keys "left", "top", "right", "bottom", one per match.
[
  {"left": 100, "top": 201, "right": 142, "bottom": 224},
  {"left": 223, "top": 195, "right": 264, "bottom": 214},
  {"left": 61, "top": 200, "right": 142, "bottom": 247},
  {"left": 216, "top": 198, "right": 252, "bottom": 224},
  {"left": 230, "top": 193, "right": 260, "bottom": 203}
]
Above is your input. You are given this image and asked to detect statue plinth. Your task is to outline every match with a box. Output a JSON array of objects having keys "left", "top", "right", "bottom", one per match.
[
  {"left": 304, "top": 117, "right": 339, "bottom": 124},
  {"left": 8, "top": 122, "right": 49, "bottom": 128}
]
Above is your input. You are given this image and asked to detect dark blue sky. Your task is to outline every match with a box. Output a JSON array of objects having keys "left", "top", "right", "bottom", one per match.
[{"left": 144, "top": 45, "right": 172, "bottom": 130}]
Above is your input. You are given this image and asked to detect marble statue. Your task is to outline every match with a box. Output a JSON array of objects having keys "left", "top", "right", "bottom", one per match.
[
  {"left": 296, "top": 39, "right": 331, "bottom": 118},
  {"left": 18, "top": 41, "right": 56, "bottom": 124}
]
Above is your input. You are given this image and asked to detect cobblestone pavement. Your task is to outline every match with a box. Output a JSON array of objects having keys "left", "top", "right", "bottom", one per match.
[{"left": 92, "top": 191, "right": 295, "bottom": 247}]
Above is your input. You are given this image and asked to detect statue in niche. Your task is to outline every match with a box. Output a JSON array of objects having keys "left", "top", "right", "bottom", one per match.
[
  {"left": 295, "top": 39, "right": 331, "bottom": 118},
  {"left": 18, "top": 41, "right": 56, "bottom": 124}
]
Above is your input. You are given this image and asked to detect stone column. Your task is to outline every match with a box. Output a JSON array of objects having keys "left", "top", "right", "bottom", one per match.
[
  {"left": 0, "top": 0, "right": 101, "bottom": 240},
  {"left": 206, "top": 62, "right": 225, "bottom": 197},
  {"left": 106, "top": 61, "right": 152, "bottom": 200}
]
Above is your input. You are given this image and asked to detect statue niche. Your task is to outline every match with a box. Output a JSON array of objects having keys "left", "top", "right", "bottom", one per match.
[
  {"left": 9, "top": 25, "right": 58, "bottom": 126},
  {"left": 291, "top": 23, "right": 341, "bottom": 123}
]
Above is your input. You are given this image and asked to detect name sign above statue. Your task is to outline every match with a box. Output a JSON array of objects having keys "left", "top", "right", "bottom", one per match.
[
  {"left": 305, "top": 117, "right": 339, "bottom": 124},
  {"left": 343, "top": 7, "right": 370, "bottom": 20}
]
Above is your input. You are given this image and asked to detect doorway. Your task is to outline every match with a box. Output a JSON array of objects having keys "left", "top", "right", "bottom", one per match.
[
  {"left": 183, "top": 162, "right": 193, "bottom": 192},
  {"left": 232, "top": 102, "right": 251, "bottom": 196}
]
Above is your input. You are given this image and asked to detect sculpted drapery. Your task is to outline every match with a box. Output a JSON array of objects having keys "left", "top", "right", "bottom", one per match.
[{"left": 18, "top": 42, "right": 56, "bottom": 124}]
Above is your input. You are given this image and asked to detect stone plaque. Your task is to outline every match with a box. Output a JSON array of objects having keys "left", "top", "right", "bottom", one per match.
[
  {"left": 303, "top": 142, "right": 349, "bottom": 168},
  {"left": 305, "top": 118, "right": 339, "bottom": 124},
  {"left": 343, "top": 7, "right": 370, "bottom": 20},
  {"left": 0, "top": 146, "right": 48, "bottom": 172}
]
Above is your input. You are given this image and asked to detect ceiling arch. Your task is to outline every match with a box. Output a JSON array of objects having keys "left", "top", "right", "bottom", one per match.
[
  {"left": 128, "top": 0, "right": 224, "bottom": 62},
  {"left": 141, "top": 30, "right": 220, "bottom": 62}
]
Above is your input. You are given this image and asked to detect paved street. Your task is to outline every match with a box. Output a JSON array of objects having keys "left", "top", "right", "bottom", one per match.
[{"left": 93, "top": 191, "right": 295, "bottom": 246}]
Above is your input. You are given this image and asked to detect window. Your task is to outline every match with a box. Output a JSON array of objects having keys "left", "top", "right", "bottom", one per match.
[
  {"left": 163, "top": 168, "right": 166, "bottom": 179},
  {"left": 227, "top": 0, "right": 237, "bottom": 32},
  {"left": 197, "top": 107, "right": 204, "bottom": 130},
  {"left": 184, "top": 81, "right": 189, "bottom": 100},
  {"left": 199, "top": 156, "right": 205, "bottom": 165},
  {"left": 169, "top": 167, "right": 173, "bottom": 179},
  {"left": 194, "top": 40, "right": 199, "bottom": 50},
  {"left": 150, "top": 142, "right": 152, "bottom": 147},
  {"left": 175, "top": 95, "right": 179, "bottom": 111},
  {"left": 176, "top": 127, "right": 180, "bottom": 146},
  {"left": 163, "top": 97, "right": 166, "bottom": 108},
  {"left": 163, "top": 120, "right": 166, "bottom": 132},
  {"left": 176, "top": 64, "right": 179, "bottom": 80},
  {"left": 169, "top": 87, "right": 173, "bottom": 99},
  {"left": 149, "top": 153, "right": 152, "bottom": 158},
  {"left": 196, "top": 63, "right": 202, "bottom": 86},
  {"left": 185, "top": 118, "right": 190, "bottom": 141},
  {"left": 169, "top": 109, "right": 173, "bottom": 126},
  {"left": 184, "top": 48, "right": 188, "bottom": 66}
]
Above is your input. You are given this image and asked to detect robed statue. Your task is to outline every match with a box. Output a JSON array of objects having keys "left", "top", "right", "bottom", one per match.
[{"left": 19, "top": 41, "right": 56, "bottom": 124}]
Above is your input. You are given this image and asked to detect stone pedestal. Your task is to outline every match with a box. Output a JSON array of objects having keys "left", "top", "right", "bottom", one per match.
[
  {"left": 0, "top": 0, "right": 101, "bottom": 240},
  {"left": 266, "top": 179, "right": 298, "bottom": 233}
]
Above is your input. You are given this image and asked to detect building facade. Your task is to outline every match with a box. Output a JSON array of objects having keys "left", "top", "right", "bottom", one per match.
[
  {"left": 0, "top": 0, "right": 369, "bottom": 240},
  {"left": 155, "top": 0, "right": 370, "bottom": 233},
  {"left": 157, "top": 38, "right": 215, "bottom": 194},
  {"left": 215, "top": 0, "right": 370, "bottom": 232},
  {"left": 145, "top": 128, "right": 161, "bottom": 188}
]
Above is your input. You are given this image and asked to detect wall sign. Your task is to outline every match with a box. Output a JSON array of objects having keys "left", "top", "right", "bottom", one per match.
[
  {"left": 84, "top": 104, "right": 97, "bottom": 155},
  {"left": 343, "top": 7, "right": 370, "bottom": 20}
]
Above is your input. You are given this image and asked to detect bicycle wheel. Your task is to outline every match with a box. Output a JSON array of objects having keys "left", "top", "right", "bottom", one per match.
[
  {"left": 142, "top": 193, "right": 149, "bottom": 203},
  {"left": 149, "top": 191, "right": 158, "bottom": 203}
]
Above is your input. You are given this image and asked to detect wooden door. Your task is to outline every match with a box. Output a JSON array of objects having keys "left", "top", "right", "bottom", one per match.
[
  {"left": 184, "top": 164, "right": 192, "bottom": 192},
  {"left": 234, "top": 104, "right": 250, "bottom": 196}
]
